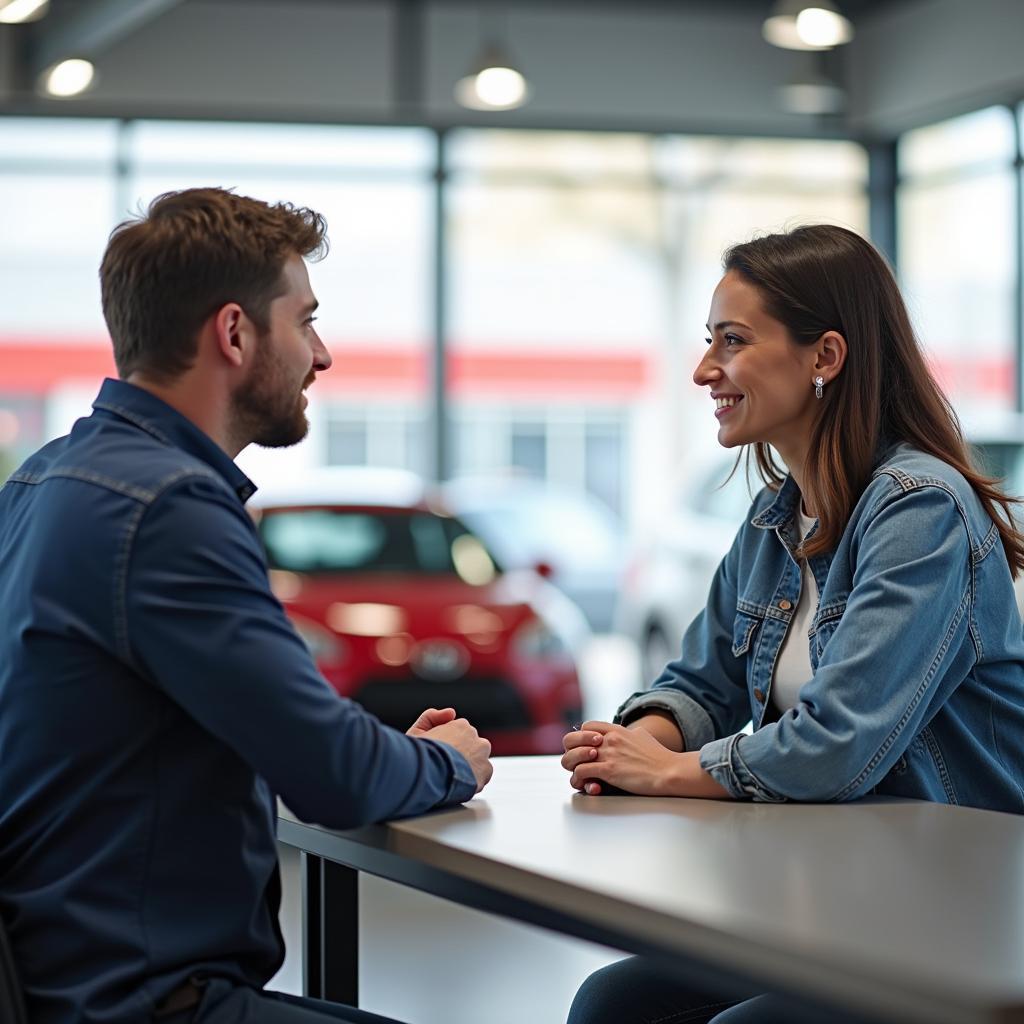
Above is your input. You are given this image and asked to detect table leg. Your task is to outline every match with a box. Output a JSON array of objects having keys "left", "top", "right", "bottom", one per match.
[{"left": 301, "top": 851, "right": 359, "bottom": 1006}]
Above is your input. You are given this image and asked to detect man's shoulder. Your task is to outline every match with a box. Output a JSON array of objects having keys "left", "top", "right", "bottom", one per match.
[{"left": 8, "top": 416, "right": 228, "bottom": 508}]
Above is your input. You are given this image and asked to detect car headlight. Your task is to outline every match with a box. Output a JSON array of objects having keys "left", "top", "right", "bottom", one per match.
[
  {"left": 292, "top": 618, "right": 348, "bottom": 665},
  {"left": 513, "top": 618, "right": 572, "bottom": 663}
]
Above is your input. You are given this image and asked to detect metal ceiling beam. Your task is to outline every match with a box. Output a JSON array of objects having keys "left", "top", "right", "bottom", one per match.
[{"left": 27, "top": 0, "right": 186, "bottom": 76}]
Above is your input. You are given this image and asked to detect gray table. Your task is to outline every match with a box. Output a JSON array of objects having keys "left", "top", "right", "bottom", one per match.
[{"left": 277, "top": 755, "right": 1024, "bottom": 1024}]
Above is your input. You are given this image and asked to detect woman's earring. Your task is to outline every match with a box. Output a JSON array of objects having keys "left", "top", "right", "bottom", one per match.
[{"left": 814, "top": 375, "right": 824, "bottom": 400}]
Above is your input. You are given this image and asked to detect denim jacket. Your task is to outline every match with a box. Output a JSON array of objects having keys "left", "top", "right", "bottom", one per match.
[{"left": 617, "top": 444, "right": 1024, "bottom": 811}]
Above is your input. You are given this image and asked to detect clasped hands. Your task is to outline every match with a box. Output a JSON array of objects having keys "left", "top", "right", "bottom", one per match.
[
  {"left": 404, "top": 706, "right": 727, "bottom": 800},
  {"left": 561, "top": 712, "right": 730, "bottom": 799},
  {"left": 407, "top": 706, "right": 493, "bottom": 793},
  {"left": 561, "top": 712, "right": 684, "bottom": 797}
]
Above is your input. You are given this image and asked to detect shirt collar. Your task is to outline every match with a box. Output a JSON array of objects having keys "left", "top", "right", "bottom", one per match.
[{"left": 91, "top": 378, "right": 257, "bottom": 504}]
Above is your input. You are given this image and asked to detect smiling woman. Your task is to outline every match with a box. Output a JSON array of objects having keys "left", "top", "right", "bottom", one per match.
[
  {"left": 695, "top": 271, "right": 843, "bottom": 477},
  {"left": 562, "top": 223, "right": 1024, "bottom": 1024}
]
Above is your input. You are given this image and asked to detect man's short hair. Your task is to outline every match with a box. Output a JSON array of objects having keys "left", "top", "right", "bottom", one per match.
[{"left": 100, "top": 187, "right": 328, "bottom": 382}]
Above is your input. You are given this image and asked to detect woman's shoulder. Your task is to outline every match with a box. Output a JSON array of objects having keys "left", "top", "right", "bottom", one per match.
[
  {"left": 869, "top": 444, "right": 973, "bottom": 497},
  {"left": 859, "top": 443, "right": 985, "bottom": 528}
]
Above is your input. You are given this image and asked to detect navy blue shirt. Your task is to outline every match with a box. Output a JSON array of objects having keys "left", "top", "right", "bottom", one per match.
[{"left": 0, "top": 379, "right": 476, "bottom": 1024}]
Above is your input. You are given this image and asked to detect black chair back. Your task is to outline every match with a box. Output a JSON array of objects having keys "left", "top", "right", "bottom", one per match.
[{"left": 0, "top": 916, "right": 28, "bottom": 1024}]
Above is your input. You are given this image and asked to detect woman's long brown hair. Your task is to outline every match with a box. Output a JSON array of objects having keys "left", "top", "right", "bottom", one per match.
[{"left": 723, "top": 224, "right": 1024, "bottom": 576}]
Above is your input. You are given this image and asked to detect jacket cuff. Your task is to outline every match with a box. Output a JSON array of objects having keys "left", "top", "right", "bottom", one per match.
[
  {"left": 424, "top": 739, "right": 478, "bottom": 805},
  {"left": 699, "top": 734, "right": 786, "bottom": 802},
  {"left": 614, "top": 689, "right": 715, "bottom": 751}
]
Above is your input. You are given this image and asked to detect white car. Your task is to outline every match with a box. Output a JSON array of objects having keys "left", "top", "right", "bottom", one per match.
[
  {"left": 616, "top": 451, "right": 1024, "bottom": 690},
  {"left": 440, "top": 475, "right": 627, "bottom": 634},
  {"left": 615, "top": 455, "right": 752, "bottom": 687}
]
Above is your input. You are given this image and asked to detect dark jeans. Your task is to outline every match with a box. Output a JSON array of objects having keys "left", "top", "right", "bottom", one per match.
[
  {"left": 567, "top": 957, "right": 836, "bottom": 1024},
  {"left": 169, "top": 978, "right": 406, "bottom": 1024}
]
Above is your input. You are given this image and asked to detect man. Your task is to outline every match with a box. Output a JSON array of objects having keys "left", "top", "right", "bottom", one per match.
[{"left": 0, "top": 188, "right": 493, "bottom": 1024}]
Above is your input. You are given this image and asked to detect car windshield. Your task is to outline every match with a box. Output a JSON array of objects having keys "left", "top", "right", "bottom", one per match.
[{"left": 259, "top": 508, "right": 500, "bottom": 579}]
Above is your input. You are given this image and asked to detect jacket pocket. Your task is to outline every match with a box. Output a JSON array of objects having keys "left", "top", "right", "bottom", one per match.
[
  {"left": 810, "top": 602, "right": 847, "bottom": 659},
  {"left": 732, "top": 610, "right": 763, "bottom": 657}
]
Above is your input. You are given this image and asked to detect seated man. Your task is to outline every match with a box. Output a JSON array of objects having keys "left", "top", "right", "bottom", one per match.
[{"left": 0, "top": 187, "right": 493, "bottom": 1024}]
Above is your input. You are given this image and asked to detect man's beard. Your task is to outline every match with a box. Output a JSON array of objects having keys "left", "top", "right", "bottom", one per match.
[{"left": 232, "top": 336, "right": 311, "bottom": 449}]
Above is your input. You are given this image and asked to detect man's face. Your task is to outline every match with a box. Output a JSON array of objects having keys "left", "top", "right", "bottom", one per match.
[{"left": 232, "top": 254, "right": 331, "bottom": 448}]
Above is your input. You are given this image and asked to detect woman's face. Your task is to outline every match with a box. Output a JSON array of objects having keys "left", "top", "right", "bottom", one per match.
[{"left": 694, "top": 270, "right": 822, "bottom": 464}]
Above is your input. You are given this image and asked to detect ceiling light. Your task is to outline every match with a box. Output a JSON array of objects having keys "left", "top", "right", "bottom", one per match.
[
  {"left": 40, "top": 58, "right": 96, "bottom": 98},
  {"left": 455, "top": 44, "right": 530, "bottom": 111},
  {"left": 0, "top": 0, "right": 49, "bottom": 23},
  {"left": 796, "top": 6, "right": 854, "bottom": 47},
  {"left": 763, "top": 0, "right": 854, "bottom": 51}
]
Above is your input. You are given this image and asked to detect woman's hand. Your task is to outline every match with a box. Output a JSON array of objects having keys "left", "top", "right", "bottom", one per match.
[
  {"left": 561, "top": 720, "right": 680, "bottom": 796},
  {"left": 562, "top": 711, "right": 684, "bottom": 795},
  {"left": 561, "top": 720, "right": 732, "bottom": 799}
]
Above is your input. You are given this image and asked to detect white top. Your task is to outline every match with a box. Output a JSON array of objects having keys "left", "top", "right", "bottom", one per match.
[{"left": 771, "top": 508, "right": 818, "bottom": 713}]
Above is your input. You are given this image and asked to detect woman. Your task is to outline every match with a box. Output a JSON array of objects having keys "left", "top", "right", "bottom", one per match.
[{"left": 561, "top": 225, "right": 1024, "bottom": 1024}]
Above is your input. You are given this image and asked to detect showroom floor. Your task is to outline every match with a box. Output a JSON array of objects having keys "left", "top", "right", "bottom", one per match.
[{"left": 269, "top": 636, "right": 636, "bottom": 1024}]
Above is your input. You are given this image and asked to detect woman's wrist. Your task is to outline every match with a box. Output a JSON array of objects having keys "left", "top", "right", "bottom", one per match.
[
  {"left": 662, "top": 750, "right": 732, "bottom": 799},
  {"left": 626, "top": 709, "right": 685, "bottom": 752}
]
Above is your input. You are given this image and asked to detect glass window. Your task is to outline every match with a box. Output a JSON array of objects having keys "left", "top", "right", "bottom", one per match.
[
  {"left": 0, "top": 118, "right": 120, "bottom": 339},
  {"left": 584, "top": 422, "right": 624, "bottom": 517},
  {"left": 656, "top": 136, "right": 867, "bottom": 188},
  {"left": 898, "top": 107, "right": 1017, "bottom": 422},
  {"left": 123, "top": 121, "right": 435, "bottom": 485},
  {"left": 899, "top": 106, "right": 1015, "bottom": 178},
  {"left": 327, "top": 418, "right": 369, "bottom": 466},
  {"left": 447, "top": 129, "right": 868, "bottom": 532},
  {"left": 449, "top": 129, "right": 652, "bottom": 178},
  {"left": 128, "top": 121, "right": 434, "bottom": 174},
  {"left": 125, "top": 121, "right": 433, "bottom": 354},
  {"left": 0, "top": 116, "right": 871, "bottom": 551},
  {"left": 510, "top": 423, "right": 547, "bottom": 478}
]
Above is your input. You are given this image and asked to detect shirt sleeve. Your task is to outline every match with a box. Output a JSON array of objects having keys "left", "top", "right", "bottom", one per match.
[
  {"left": 699, "top": 484, "right": 974, "bottom": 802},
  {"left": 613, "top": 526, "right": 752, "bottom": 750},
  {"left": 124, "top": 473, "right": 477, "bottom": 829}
]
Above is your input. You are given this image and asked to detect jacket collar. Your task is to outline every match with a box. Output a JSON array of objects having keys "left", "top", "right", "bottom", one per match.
[
  {"left": 748, "top": 436, "right": 899, "bottom": 533},
  {"left": 751, "top": 473, "right": 801, "bottom": 531},
  {"left": 91, "top": 378, "right": 256, "bottom": 503}
]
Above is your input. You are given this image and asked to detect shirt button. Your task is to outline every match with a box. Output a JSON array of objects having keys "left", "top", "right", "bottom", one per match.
[
  {"left": 778, "top": 599, "right": 793, "bottom": 611},
  {"left": 753, "top": 688, "right": 765, "bottom": 702}
]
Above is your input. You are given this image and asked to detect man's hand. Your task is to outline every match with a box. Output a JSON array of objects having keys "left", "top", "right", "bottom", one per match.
[
  {"left": 407, "top": 706, "right": 457, "bottom": 736},
  {"left": 408, "top": 708, "right": 493, "bottom": 794}
]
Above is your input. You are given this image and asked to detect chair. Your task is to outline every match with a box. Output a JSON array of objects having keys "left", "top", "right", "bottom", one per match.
[{"left": 0, "top": 916, "right": 29, "bottom": 1024}]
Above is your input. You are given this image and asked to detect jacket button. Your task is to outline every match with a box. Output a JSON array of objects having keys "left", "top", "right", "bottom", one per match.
[
  {"left": 778, "top": 599, "right": 792, "bottom": 611},
  {"left": 753, "top": 688, "right": 765, "bottom": 702}
]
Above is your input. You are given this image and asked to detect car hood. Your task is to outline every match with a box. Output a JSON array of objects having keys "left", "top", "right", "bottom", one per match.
[{"left": 272, "top": 570, "right": 546, "bottom": 639}]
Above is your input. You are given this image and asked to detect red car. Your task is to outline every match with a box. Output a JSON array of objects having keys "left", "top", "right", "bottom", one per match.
[{"left": 250, "top": 468, "right": 587, "bottom": 755}]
